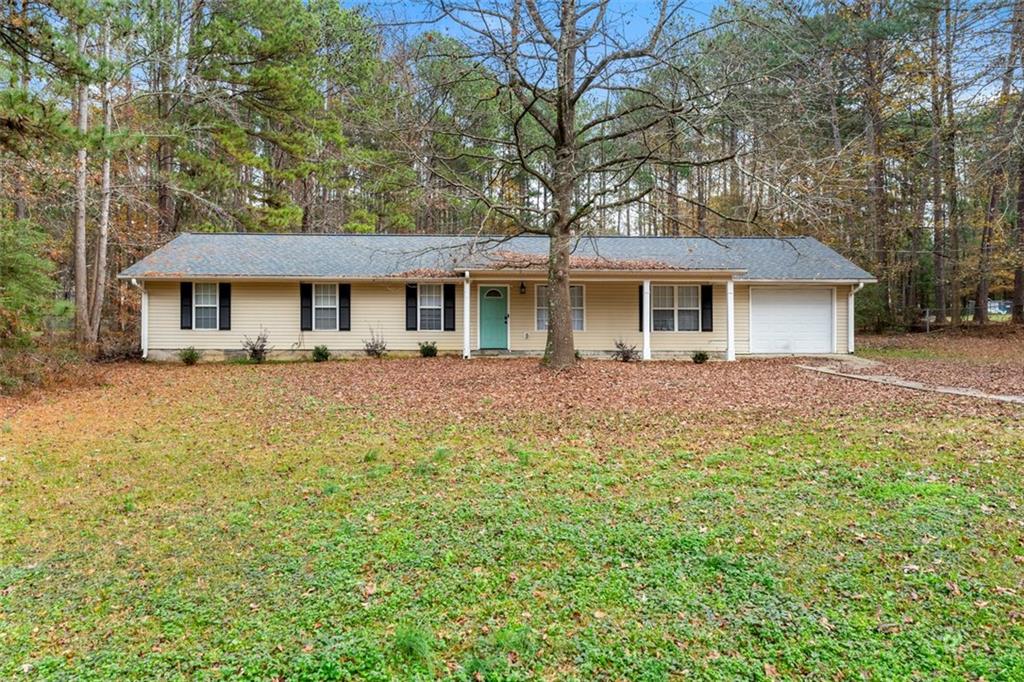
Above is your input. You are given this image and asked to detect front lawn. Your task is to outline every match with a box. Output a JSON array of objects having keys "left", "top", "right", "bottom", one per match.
[{"left": 2, "top": 357, "right": 1022, "bottom": 680}]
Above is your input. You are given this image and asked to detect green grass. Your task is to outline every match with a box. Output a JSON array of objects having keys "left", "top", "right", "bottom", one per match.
[{"left": 1, "top": 370, "right": 1023, "bottom": 680}]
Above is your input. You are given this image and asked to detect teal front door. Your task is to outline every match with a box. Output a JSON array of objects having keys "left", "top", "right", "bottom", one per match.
[{"left": 479, "top": 286, "right": 508, "bottom": 350}]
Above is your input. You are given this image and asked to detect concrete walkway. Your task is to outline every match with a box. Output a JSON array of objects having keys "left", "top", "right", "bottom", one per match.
[{"left": 798, "top": 364, "right": 1024, "bottom": 406}]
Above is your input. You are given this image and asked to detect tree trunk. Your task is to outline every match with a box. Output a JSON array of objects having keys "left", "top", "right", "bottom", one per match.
[
  {"left": 929, "top": 6, "right": 946, "bottom": 320},
  {"left": 944, "top": 2, "right": 962, "bottom": 327},
  {"left": 863, "top": 31, "right": 891, "bottom": 325},
  {"left": 543, "top": 0, "right": 578, "bottom": 370},
  {"left": 88, "top": 19, "right": 112, "bottom": 343},
  {"left": 1014, "top": 149, "right": 1024, "bottom": 323},
  {"left": 544, "top": 226, "right": 574, "bottom": 368},
  {"left": 156, "top": 38, "right": 175, "bottom": 234},
  {"left": 74, "top": 27, "right": 91, "bottom": 345},
  {"left": 974, "top": 0, "right": 1024, "bottom": 324},
  {"left": 666, "top": 164, "right": 679, "bottom": 235}
]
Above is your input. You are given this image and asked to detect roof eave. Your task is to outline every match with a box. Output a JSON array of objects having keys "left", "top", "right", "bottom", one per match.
[
  {"left": 736, "top": 277, "right": 877, "bottom": 284},
  {"left": 118, "top": 268, "right": 752, "bottom": 281}
]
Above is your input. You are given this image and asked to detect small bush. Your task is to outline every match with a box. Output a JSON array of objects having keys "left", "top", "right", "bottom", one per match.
[
  {"left": 611, "top": 339, "right": 641, "bottom": 362},
  {"left": 363, "top": 329, "right": 387, "bottom": 359},
  {"left": 178, "top": 346, "right": 201, "bottom": 365},
  {"left": 692, "top": 350, "right": 709, "bottom": 364},
  {"left": 392, "top": 624, "right": 434, "bottom": 663},
  {"left": 312, "top": 345, "right": 331, "bottom": 362},
  {"left": 242, "top": 328, "right": 271, "bottom": 363},
  {"left": 418, "top": 341, "right": 437, "bottom": 357}
]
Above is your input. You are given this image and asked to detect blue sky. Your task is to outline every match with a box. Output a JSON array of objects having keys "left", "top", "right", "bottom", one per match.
[{"left": 355, "top": 0, "right": 725, "bottom": 42}]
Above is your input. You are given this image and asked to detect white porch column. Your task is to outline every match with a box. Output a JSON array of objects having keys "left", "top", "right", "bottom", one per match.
[
  {"left": 462, "top": 273, "right": 471, "bottom": 359},
  {"left": 642, "top": 279, "right": 651, "bottom": 360},
  {"left": 725, "top": 280, "right": 735, "bottom": 361}
]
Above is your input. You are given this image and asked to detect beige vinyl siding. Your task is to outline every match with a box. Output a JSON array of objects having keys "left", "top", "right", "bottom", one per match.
[
  {"left": 146, "top": 278, "right": 853, "bottom": 356},
  {"left": 148, "top": 280, "right": 469, "bottom": 353},
  {"left": 835, "top": 284, "right": 851, "bottom": 354},
  {"left": 502, "top": 281, "right": 644, "bottom": 352},
  {"left": 735, "top": 283, "right": 852, "bottom": 355},
  {"left": 734, "top": 284, "right": 751, "bottom": 354},
  {"left": 649, "top": 282, "right": 727, "bottom": 354}
]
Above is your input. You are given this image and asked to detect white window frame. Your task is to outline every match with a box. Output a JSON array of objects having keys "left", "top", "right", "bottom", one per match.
[
  {"left": 193, "top": 282, "right": 219, "bottom": 331},
  {"left": 312, "top": 283, "right": 338, "bottom": 331},
  {"left": 651, "top": 284, "right": 701, "bottom": 332},
  {"left": 535, "top": 284, "right": 585, "bottom": 332},
  {"left": 418, "top": 283, "right": 443, "bottom": 331}
]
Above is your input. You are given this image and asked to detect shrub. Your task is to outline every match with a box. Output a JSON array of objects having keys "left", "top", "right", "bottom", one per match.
[
  {"left": 242, "top": 328, "right": 271, "bottom": 363},
  {"left": 312, "top": 345, "right": 331, "bottom": 362},
  {"left": 611, "top": 339, "right": 641, "bottom": 362},
  {"left": 392, "top": 624, "right": 434, "bottom": 663},
  {"left": 363, "top": 329, "right": 387, "bottom": 359},
  {"left": 692, "top": 350, "right": 709, "bottom": 364},
  {"left": 178, "top": 346, "right": 200, "bottom": 365},
  {"left": 418, "top": 341, "right": 437, "bottom": 357}
]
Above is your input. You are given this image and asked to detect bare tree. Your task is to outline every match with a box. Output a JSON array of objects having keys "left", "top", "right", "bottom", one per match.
[{"left": 417, "top": 0, "right": 735, "bottom": 368}]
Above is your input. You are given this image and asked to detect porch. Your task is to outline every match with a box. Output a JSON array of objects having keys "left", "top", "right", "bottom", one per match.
[{"left": 458, "top": 275, "right": 737, "bottom": 361}]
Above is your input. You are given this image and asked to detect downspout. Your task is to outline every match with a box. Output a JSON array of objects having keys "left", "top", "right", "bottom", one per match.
[
  {"left": 130, "top": 278, "right": 148, "bottom": 359},
  {"left": 849, "top": 283, "right": 864, "bottom": 354}
]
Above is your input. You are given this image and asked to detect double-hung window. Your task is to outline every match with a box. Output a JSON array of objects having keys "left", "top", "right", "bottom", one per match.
[
  {"left": 418, "top": 284, "right": 443, "bottom": 331},
  {"left": 313, "top": 283, "right": 337, "bottom": 330},
  {"left": 651, "top": 285, "right": 700, "bottom": 331},
  {"left": 193, "top": 283, "right": 219, "bottom": 330},
  {"left": 536, "top": 285, "right": 584, "bottom": 331}
]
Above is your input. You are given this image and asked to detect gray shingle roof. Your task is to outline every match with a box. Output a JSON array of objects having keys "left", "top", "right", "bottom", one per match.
[{"left": 118, "top": 233, "right": 874, "bottom": 281}]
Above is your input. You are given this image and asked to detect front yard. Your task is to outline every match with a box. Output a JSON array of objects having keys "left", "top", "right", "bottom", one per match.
[{"left": 1, "top": 343, "right": 1023, "bottom": 680}]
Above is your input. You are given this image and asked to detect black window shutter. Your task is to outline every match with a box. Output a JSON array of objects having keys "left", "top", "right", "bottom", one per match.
[
  {"left": 443, "top": 283, "right": 456, "bottom": 331},
  {"left": 338, "top": 283, "right": 351, "bottom": 331},
  {"left": 218, "top": 283, "right": 231, "bottom": 330},
  {"left": 701, "top": 284, "right": 713, "bottom": 332},
  {"left": 405, "top": 283, "right": 418, "bottom": 331},
  {"left": 180, "top": 282, "right": 192, "bottom": 330},
  {"left": 300, "top": 282, "right": 312, "bottom": 331},
  {"left": 639, "top": 285, "right": 644, "bottom": 332}
]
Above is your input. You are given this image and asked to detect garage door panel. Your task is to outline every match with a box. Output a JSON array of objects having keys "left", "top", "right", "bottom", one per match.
[{"left": 750, "top": 287, "right": 833, "bottom": 354}]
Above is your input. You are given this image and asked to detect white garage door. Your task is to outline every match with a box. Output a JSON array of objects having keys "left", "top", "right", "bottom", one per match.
[{"left": 750, "top": 287, "right": 834, "bottom": 354}]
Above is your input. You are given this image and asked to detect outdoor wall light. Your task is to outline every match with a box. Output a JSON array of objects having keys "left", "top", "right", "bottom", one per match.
[{"left": 519, "top": 281, "right": 526, "bottom": 295}]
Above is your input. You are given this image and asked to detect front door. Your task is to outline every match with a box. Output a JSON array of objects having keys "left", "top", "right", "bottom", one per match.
[{"left": 479, "top": 286, "right": 508, "bottom": 350}]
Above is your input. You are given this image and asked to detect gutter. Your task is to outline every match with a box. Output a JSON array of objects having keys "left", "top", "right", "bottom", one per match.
[{"left": 117, "top": 268, "right": 751, "bottom": 282}]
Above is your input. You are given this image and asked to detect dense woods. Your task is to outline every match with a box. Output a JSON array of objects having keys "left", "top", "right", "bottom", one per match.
[{"left": 2, "top": 0, "right": 1024, "bottom": 375}]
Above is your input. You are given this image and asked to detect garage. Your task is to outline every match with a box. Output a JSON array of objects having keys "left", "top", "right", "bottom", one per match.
[{"left": 750, "top": 287, "right": 834, "bottom": 354}]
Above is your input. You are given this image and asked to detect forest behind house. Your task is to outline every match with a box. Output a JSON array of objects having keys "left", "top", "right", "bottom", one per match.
[{"left": 3, "top": 0, "right": 1024, "bottom": 385}]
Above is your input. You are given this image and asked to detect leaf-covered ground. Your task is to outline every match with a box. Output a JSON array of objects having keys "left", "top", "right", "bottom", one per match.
[
  {"left": 858, "top": 329, "right": 1024, "bottom": 395},
  {"left": 1, "top": 353, "right": 1023, "bottom": 680}
]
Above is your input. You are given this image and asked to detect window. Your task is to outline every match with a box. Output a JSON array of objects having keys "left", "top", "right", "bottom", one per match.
[
  {"left": 193, "top": 283, "right": 218, "bottom": 330},
  {"left": 651, "top": 285, "right": 700, "bottom": 332},
  {"left": 313, "top": 283, "right": 337, "bottom": 330},
  {"left": 536, "top": 285, "right": 584, "bottom": 331},
  {"left": 419, "top": 284, "right": 442, "bottom": 330}
]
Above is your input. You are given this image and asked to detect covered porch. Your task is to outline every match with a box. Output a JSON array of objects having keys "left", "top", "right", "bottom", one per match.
[{"left": 458, "top": 272, "right": 738, "bottom": 361}]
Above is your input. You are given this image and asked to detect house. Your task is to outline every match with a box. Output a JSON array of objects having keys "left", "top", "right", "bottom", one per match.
[{"left": 117, "top": 233, "right": 875, "bottom": 361}]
